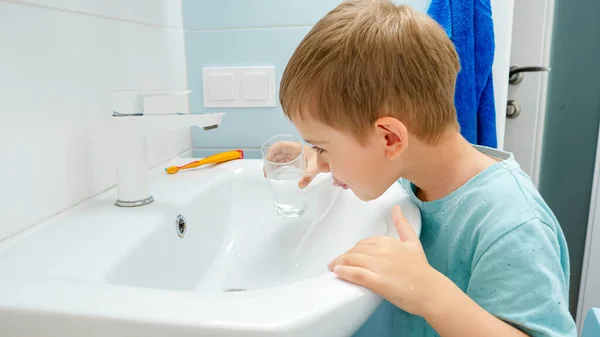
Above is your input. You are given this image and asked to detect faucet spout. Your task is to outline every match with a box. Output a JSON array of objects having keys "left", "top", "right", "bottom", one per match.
[{"left": 203, "top": 124, "right": 219, "bottom": 131}]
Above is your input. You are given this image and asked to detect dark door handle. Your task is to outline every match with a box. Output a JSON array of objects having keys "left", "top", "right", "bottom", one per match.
[{"left": 509, "top": 66, "right": 551, "bottom": 85}]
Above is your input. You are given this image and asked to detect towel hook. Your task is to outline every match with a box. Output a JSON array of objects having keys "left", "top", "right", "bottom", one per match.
[{"left": 509, "top": 66, "right": 551, "bottom": 85}]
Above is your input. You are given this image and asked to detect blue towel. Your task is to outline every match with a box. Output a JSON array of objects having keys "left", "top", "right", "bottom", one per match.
[{"left": 427, "top": 0, "right": 497, "bottom": 147}]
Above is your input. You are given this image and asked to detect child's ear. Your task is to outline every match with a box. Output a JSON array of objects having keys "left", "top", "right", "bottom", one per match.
[{"left": 374, "top": 117, "right": 408, "bottom": 160}]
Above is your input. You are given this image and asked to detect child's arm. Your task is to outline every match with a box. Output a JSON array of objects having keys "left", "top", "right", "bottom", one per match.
[
  {"left": 419, "top": 273, "right": 529, "bottom": 337},
  {"left": 328, "top": 206, "right": 574, "bottom": 337}
]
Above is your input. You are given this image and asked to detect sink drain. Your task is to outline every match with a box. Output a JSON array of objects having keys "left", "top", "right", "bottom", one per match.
[
  {"left": 175, "top": 214, "right": 186, "bottom": 238},
  {"left": 223, "top": 288, "right": 246, "bottom": 292}
]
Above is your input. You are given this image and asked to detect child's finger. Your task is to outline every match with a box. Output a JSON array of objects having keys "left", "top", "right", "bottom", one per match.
[
  {"left": 356, "top": 236, "right": 390, "bottom": 246},
  {"left": 328, "top": 252, "right": 375, "bottom": 271},
  {"left": 266, "top": 141, "right": 303, "bottom": 162},
  {"left": 392, "top": 205, "right": 418, "bottom": 243},
  {"left": 332, "top": 265, "right": 381, "bottom": 289}
]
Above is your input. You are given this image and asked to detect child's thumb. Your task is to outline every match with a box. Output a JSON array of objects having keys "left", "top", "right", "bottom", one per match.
[
  {"left": 392, "top": 205, "right": 418, "bottom": 242},
  {"left": 298, "top": 175, "right": 314, "bottom": 188},
  {"left": 298, "top": 166, "right": 321, "bottom": 188}
]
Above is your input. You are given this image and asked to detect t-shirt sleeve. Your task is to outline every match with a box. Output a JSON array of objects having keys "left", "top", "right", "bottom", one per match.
[{"left": 466, "top": 219, "right": 577, "bottom": 337}]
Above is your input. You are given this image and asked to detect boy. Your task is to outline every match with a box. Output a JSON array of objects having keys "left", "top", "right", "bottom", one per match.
[{"left": 275, "top": 0, "right": 577, "bottom": 336}]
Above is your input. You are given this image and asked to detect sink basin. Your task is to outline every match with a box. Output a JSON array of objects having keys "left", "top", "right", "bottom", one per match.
[{"left": 0, "top": 158, "right": 421, "bottom": 337}]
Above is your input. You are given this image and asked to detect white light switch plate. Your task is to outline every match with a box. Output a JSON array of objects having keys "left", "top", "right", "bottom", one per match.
[{"left": 202, "top": 66, "right": 276, "bottom": 108}]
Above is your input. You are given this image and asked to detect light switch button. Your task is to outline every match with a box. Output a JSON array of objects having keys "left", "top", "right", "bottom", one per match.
[
  {"left": 207, "top": 73, "right": 234, "bottom": 101},
  {"left": 242, "top": 73, "right": 269, "bottom": 101}
]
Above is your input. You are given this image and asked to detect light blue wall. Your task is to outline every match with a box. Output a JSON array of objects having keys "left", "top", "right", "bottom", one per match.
[{"left": 182, "top": 0, "right": 430, "bottom": 158}]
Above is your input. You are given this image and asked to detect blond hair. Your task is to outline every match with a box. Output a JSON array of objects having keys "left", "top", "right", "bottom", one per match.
[{"left": 280, "top": 0, "right": 460, "bottom": 144}]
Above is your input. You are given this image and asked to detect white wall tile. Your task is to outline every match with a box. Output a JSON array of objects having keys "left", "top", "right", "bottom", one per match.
[
  {"left": 9, "top": 0, "right": 183, "bottom": 28},
  {"left": 0, "top": 1, "right": 188, "bottom": 240}
]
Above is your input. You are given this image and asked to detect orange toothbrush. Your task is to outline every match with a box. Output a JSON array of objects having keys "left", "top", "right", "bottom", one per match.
[{"left": 165, "top": 150, "right": 244, "bottom": 175}]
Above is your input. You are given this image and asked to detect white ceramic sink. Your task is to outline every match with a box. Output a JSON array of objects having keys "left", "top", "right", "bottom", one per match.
[{"left": 0, "top": 158, "right": 421, "bottom": 337}]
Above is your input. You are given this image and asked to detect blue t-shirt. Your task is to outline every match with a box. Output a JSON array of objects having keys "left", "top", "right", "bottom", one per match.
[{"left": 352, "top": 146, "right": 576, "bottom": 337}]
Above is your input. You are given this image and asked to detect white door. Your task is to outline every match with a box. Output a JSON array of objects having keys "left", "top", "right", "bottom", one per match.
[{"left": 503, "top": 0, "right": 555, "bottom": 186}]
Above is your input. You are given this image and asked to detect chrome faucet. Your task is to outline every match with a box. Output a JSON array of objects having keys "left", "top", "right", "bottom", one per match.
[{"left": 112, "top": 90, "right": 224, "bottom": 207}]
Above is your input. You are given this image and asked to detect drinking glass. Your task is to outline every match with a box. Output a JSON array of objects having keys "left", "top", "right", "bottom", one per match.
[{"left": 262, "top": 134, "right": 306, "bottom": 217}]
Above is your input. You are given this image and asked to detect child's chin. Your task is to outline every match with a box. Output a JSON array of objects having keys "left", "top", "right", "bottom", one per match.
[
  {"left": 352, "top": 188, "right": 386, "bottom": 202},
  {"left": 352, "top": 190, "right": 376, "bottom": 202}
]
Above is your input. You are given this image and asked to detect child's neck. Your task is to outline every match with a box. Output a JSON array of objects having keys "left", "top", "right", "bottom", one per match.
[{"left": 406, "top": 132, "right": 499, "bottom": 202}]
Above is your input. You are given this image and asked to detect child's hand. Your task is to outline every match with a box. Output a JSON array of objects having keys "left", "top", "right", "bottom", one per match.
[
  {"left": 328, "top": 205, "right": 442, "bottom": 317},
  {"left": 263, "top": 141, "right": 323, "bottom": 188}
]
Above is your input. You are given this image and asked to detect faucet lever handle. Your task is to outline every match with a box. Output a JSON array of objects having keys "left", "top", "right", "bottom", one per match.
[{"left": 112, "top": 90, "right": 191, "bottom": 116}]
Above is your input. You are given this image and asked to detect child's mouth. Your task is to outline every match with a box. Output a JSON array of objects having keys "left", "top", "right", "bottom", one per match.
[{"left": 333, "top": 176, "right": 349, "bottom": 190}]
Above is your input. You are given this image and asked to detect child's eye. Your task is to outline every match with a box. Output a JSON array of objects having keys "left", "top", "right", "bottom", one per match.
[{"left": 312, "top": 146, "right": 325, "bottom": 154}]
